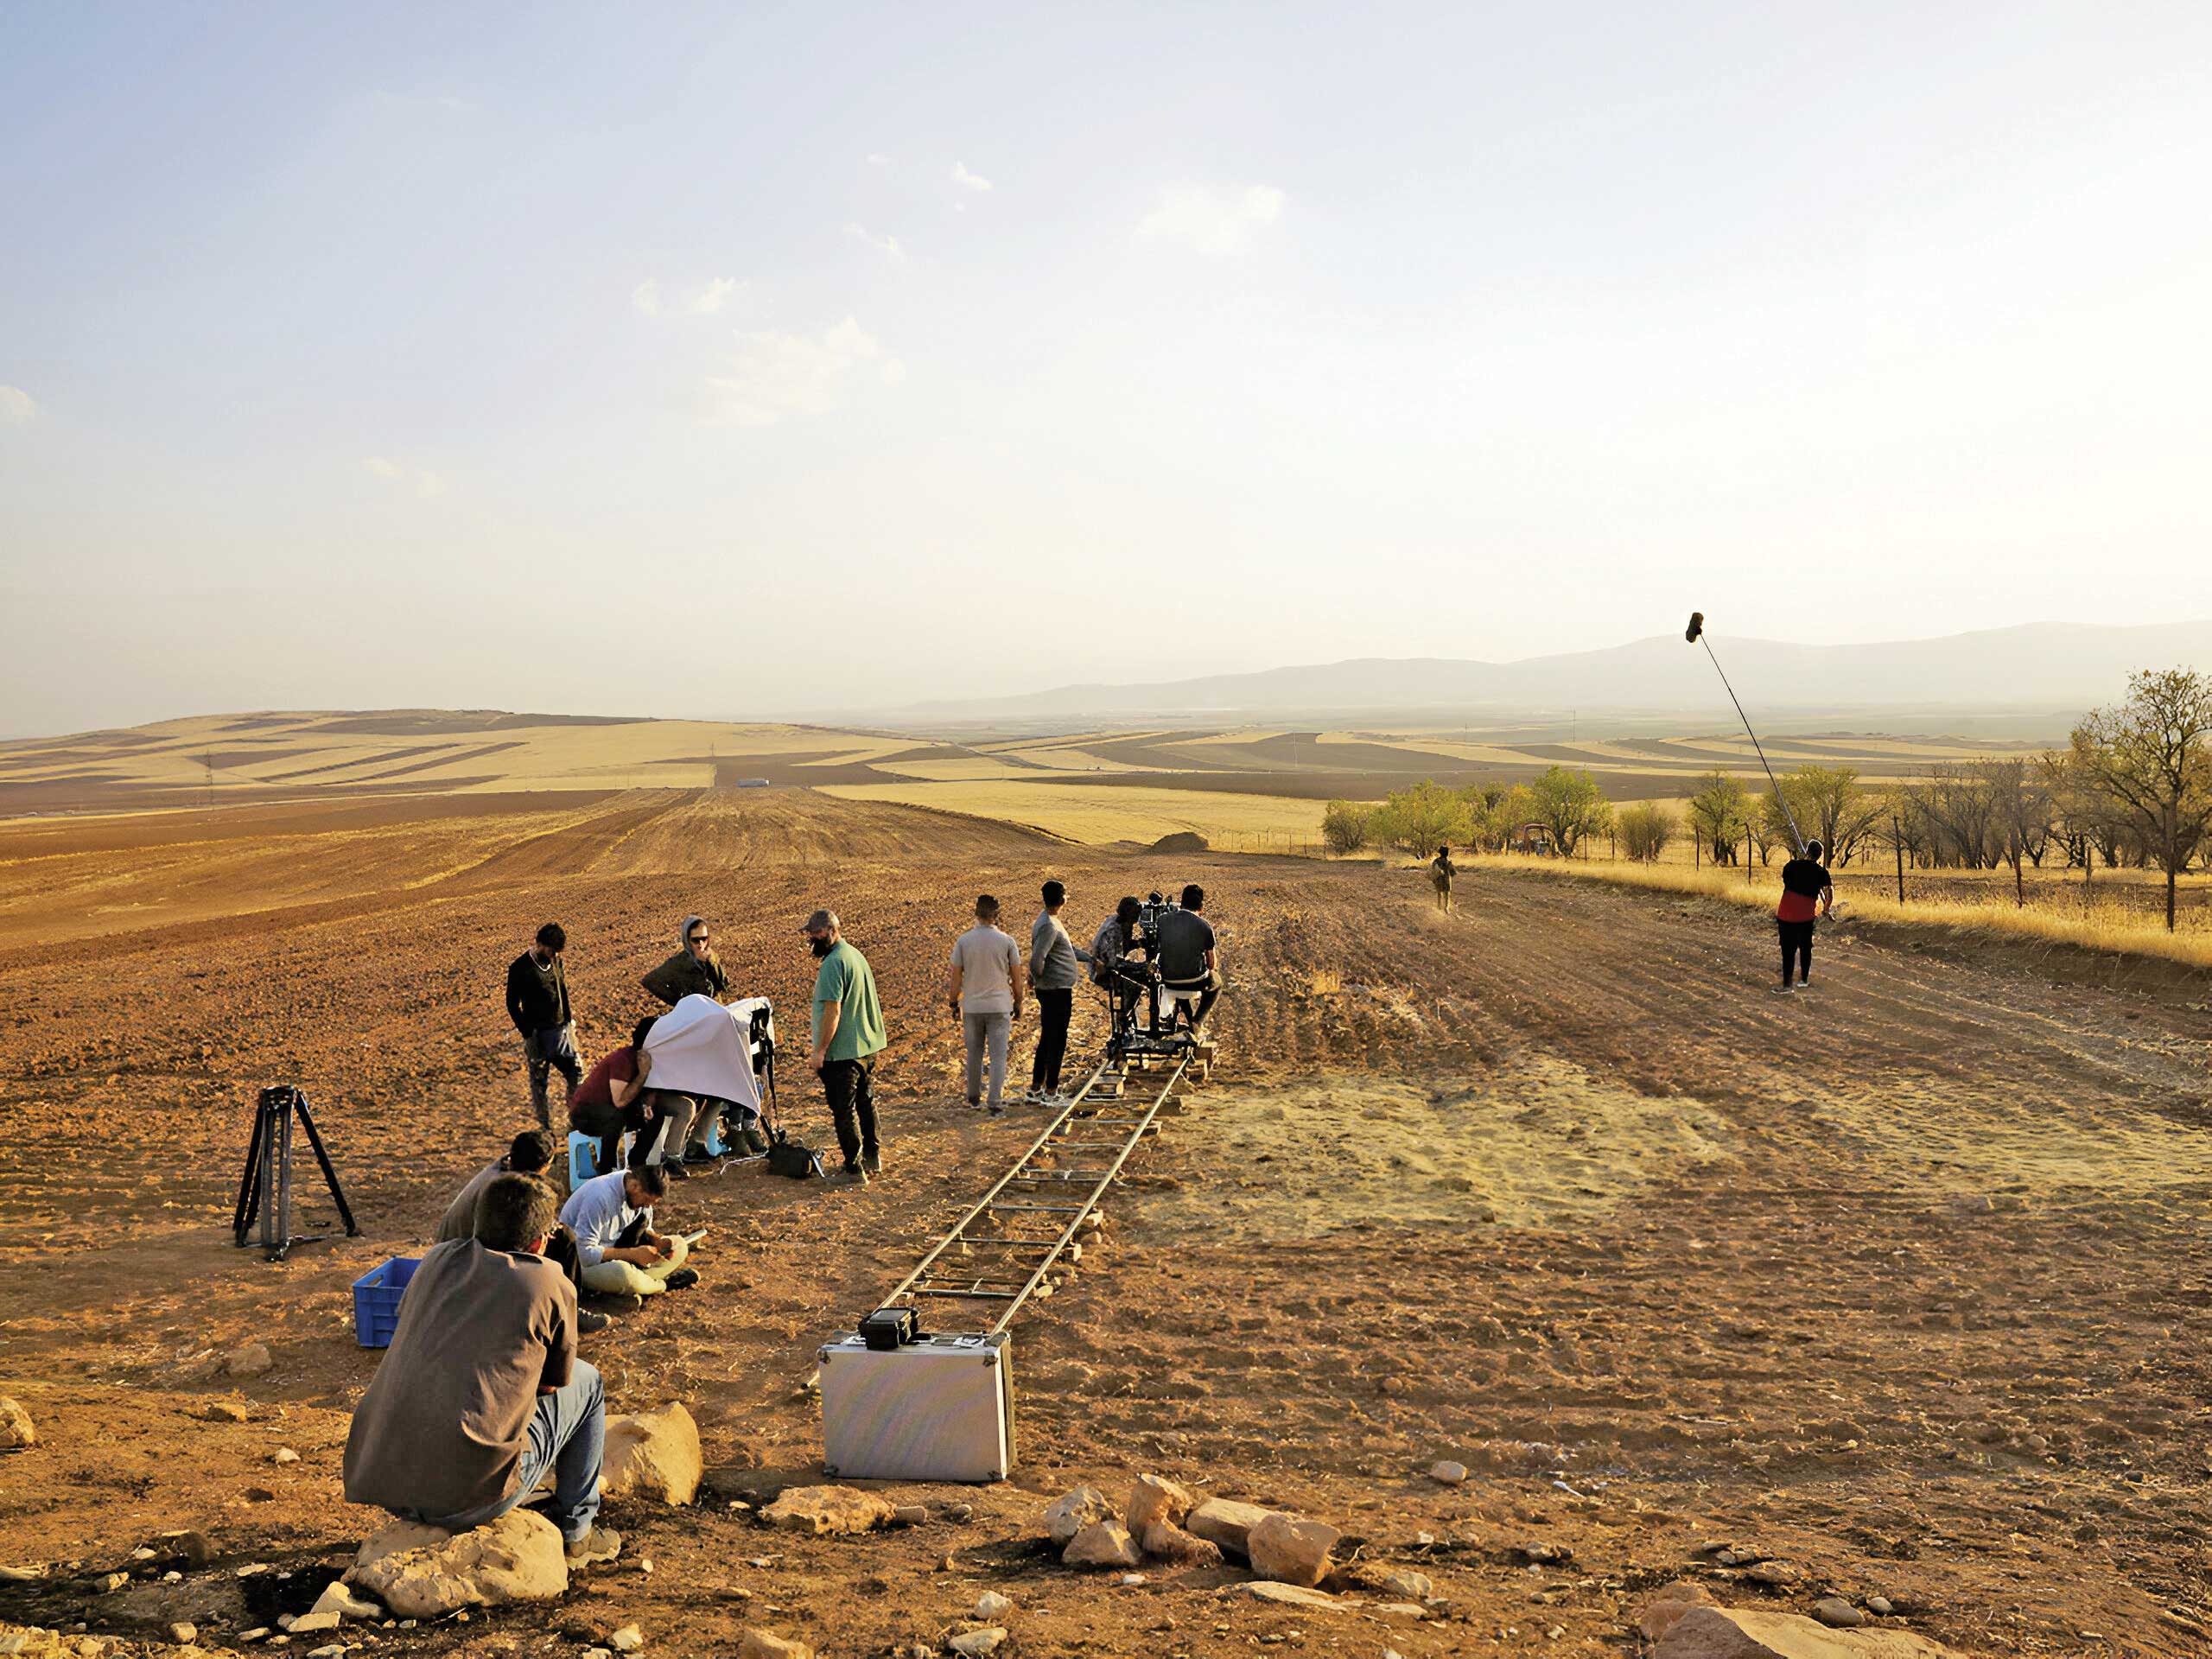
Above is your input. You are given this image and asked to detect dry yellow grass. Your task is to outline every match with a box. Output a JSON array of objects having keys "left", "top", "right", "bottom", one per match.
[
  {"left": 1478, "top": 853, "right": 2212, "bottom": 970},
  {"left": 817, "top": 779, "right": 1322, "bottom": 846}
]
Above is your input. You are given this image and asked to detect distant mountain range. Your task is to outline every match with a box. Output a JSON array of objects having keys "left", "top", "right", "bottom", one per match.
[{"left": 900, "top": 621, "right": 2212, "bottom": 724}]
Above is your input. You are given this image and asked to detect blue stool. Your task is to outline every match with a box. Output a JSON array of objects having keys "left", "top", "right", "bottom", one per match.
[{"left": 567, "top": 1131, "right": 600, "bottom": 1186}]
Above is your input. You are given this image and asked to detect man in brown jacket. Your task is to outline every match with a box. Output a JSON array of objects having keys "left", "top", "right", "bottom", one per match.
[{"left": 342, "top": 1175, "right": 620, "bottom": 1564}]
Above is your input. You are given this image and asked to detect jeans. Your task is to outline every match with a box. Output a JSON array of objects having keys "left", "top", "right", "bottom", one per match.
[
  {"left": 524, "top": 1024, "right": 582, "bottom": 1127},
  {"left": 1778, "top": 918, "right": 1815, "bottom": 985},
  {"left": 821, "top": 1056, "right": 879, "bottom": 1169},
  {"left": 963, "top": 1010, "right": 1011, "bottom": 1107},
  {"left": 407, "top": 1359, "right": 604, "bottom": 1545},
  {"left": 1031, "top": 988, "right": 1072, "bottom": 1091}
]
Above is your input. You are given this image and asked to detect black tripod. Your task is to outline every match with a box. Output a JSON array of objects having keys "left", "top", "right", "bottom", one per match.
[{"left": 232, "top": 1084, "right": 359, "bottom": 1260}]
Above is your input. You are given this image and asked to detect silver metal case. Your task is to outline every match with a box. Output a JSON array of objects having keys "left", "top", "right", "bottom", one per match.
[{"left": 818, "top": 1330, "right": 1015, "bottom": 1483}]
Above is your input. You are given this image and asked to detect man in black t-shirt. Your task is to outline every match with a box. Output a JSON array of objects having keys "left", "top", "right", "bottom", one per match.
[
  {"left": 1155, "top": 885, "right": 1220, "bottom": 1030},
  {"left": 506, "top": 923, "right": 582, "bottom": 1126},
  {"left": 1774, "top": 839, "right": 1834, "bottom": 992}
]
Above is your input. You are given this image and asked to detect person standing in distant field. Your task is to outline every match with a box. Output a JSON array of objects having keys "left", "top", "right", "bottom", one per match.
[
  {"left": 1027, "top": 880, "right": 1090, "bottom": 1106},
  {"left": 640, "top": 914, "right": 730, "bottom": 1005},
  {"left": 1155, "top": 884, "right": 1221, "bottom": 1031},
  {"left": 1430, "top": 844, "right": 1457, "bottom": 912},
  {"left": 1776, "top": 837, "right": 1834, "bottom": 993},
  {"left": 804, "top": 908, "right": 888, "bottom": 1184},
  {"left": 506, "top": 923, "right": 581, "bottom": 1128},
  {"left": 949, "top": 893, "right": 1023, "bottom": 1114}
]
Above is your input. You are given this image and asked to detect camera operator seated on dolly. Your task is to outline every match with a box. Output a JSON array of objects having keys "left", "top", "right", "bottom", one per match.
[{"left": 1090, "top": 888, "right": 1217, "bottom": 1062}]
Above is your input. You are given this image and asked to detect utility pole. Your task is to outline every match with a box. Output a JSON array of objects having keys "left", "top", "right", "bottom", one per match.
[{"left": 1892, "top": 814, "right": 1905, "bottom": 905}]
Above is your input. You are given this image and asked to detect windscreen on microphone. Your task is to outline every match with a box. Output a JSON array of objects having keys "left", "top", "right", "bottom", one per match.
[{"left": 1684, "top": 611, "right": 1705, "bottom": 644}]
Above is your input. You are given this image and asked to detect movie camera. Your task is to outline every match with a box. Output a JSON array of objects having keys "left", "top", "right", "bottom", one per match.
[{"left": 1103, "top": 889, "right": 1200, "bottom": 1062}]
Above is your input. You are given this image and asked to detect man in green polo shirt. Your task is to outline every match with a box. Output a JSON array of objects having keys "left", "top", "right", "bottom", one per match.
[{"left": 804, "top": 906, "right": 887, "bottom": 1185}]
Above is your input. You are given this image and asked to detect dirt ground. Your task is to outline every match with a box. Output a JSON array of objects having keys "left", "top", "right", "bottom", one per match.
[{"left": 3, "top": 787, "right": 2209, "bottom": 1658}]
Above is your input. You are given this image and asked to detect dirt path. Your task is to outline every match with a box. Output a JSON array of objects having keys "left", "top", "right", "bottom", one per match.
[{"left": 3, "top": 791, "right": 2209, "bottom": 1656}]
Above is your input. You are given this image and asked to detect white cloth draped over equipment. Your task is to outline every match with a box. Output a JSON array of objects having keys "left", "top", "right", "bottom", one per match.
[{"left": 641, "top": 994, "right": 766, "bottom": 1113}]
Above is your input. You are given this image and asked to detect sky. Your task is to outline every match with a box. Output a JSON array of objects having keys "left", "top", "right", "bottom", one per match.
[{"left": 3, "top": 1, "right": 2210, "bottom": 736}]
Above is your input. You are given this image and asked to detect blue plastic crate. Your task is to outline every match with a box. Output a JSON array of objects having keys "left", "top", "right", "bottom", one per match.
[{"left": 352, "top": 1256, "right": 420, "bottom": 1348}]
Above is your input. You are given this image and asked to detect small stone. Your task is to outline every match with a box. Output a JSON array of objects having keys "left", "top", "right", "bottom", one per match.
[
  {"left": 1140, "top": 1520, "right": 1224, "bottom": 1567},
  {"left": 1120, "top": 1573, "right": 1148, "bottom": 1586},
  {"left": 1043, "top": 1486, "right": 1114, "bottom": 1547},
  {"left": 226, "top": 1341, "right": 275, "bottom": 1378},
  {"left": 1377, "top": 1570, "right": 1433, "bottom": 1600},
  {"left": 307, "top": 1647, "right": 346, "bottom": 1659},
  {"left": 1867, "top": 1596, "right": 1895, "bottom": 1616},
  {"left": 156, "top": 1529, "right": 214, "bottom": 1567},
  {"left": 0, "top": 1565, "right": 47, "bottom": 1583},
  {"left": 272, "top": 1447, "right": 301, "bottom": 1465},
  {"left": 162, "top": 1569, "right": 183, "bottom": 1582},
  {"left": 736, "top": 1633, "right": 812, "bottom": 1659},
  {"left": 311, "top": 1581, "right": 382, "bottom": 1621},
  {"left": 1427, "top": 1460, "right": 1468, "bottom": 1484},
  {"left": 975, "top": 1592, "right": 1014, "bottom": 1619},
  {"left": 95, "top": 1571, "right": 128, "bottom": 1593},
  {"left": 1125, "top": 1474, "right": 1194, "bottom": 1537},
  {"left": 288, "top": 1611, "right": 342, "bottom": 1634},
  {"left": 1063, "top": 1520, "right": 1142, "bottom": 1569},
  {"left": 0, "top": 1395, "right": 35, "bottom": 1448},
  {"left": 761, "top": 1485, "right": 897, "bottom": 1535},
  {"left": 1243, "top": 1582, "right": 1351, "bottom": 1611},
  {"left": 130, "top": 1547, "right": 157, "bottom": 1561},
  {"left": 891, "top": 1505, "right": 930, "bottom": 1528},
  {"left": 169, "top": 1624, "right": 199, "bottom": 1644},
  {"left": 1813, "top": 1598, "right": 1866, "bottom": 1628},
  {"left": 240, "top": 1629, "right": 271, "bottom": 1643},
  {"left": 1514, "top": 1541, "right": 1571, "bottom": 1566},
  {"left": 607, "top": 1624, "right": 645, "bottom": 1652},
  {"left": 638, "top": 1559, "right": 653, "bottom": 1575},
  {"left": 1745, "top": 1561, "right": 1801, "bottom": 1587},
  {"left": 1247, "top": 1513, "right": 1339, "bottom": 1588},
  {"left": 947, "top": 1631, "right": 1006, "bottom": 1657}
]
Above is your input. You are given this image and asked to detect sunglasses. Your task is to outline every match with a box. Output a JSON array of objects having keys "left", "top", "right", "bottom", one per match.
[{"left": 688, "top": 934, "right": 709, "bottom": 944}]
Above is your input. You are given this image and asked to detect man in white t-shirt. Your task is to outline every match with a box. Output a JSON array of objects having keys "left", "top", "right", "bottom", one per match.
[{"left": 948, "top": 893, "right": 1023, "bottom": 1114}]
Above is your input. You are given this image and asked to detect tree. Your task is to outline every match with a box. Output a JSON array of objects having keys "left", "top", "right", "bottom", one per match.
[
  {"left": 1976, "top": 756, "right": 2056, "bottom": 906},
  {"left": 1617, "top": 800, "right": 1675, "bottom": 862},
  {"left": 2071, "top": 668, "right": 2212, "bottom": 931},
  {"left": 1528, "top": 766, "right": 1609, "bottom": 859},
  {"left": 1367, "top": 779, "right": 1474, "bottom": 857},
  {"left": 1771, "top": 764, "right": 1883, "bottom": 867},
  {"left": 1687, "top": 770, "right": 1750, "bottom": 866},
  {"left": 1321, "top": 799, "right": 1374, "bottom": 855},
  {"left": 1478, "top": 783, "right": 1541, "bottom": 852}
]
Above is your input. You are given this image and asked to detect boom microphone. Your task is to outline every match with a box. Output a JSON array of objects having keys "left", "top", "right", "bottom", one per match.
[{"left": 1682, "top": 610, "right": 1802, "bottom": 855}]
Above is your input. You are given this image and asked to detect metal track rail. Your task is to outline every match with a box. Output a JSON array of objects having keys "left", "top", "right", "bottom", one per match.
[{"left": 876, "top": 1049, "right": 1196, "bottom": 1336}]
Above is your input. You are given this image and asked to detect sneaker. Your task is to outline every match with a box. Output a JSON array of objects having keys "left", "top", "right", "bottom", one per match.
[
  {"left": 664, "top": 1267, "right": 700, "bottom": 1291},
  {"left": 1771, "top": 984, "right": 1796, "bottom": 995},
  {"left": 683, "top": 1145, "right": 717, "bottom": 1164},
  {"left": 564, "top": 1526, "right": 621, "bottom": 1567},
  {"left": 968, "top": 1096, "right": 983, "bottom": 1110},
  {"left": 577, "top": 1307, "right": 613, "bottom": 1334},
  {"left": 842, "top": 1161, "right": 871, "bottom": 1185},
  {"left": 660, "top": 1160, "right": 691, "bottom": 1180},
  {"left": 862, "top": 1149, "right": 882, "bottom": 1175},
  {"left": 988, "top": 1099, "right": 1006, "bottom": 1115}
]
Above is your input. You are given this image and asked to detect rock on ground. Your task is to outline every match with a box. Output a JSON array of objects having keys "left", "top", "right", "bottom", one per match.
[
  {"left": 1062, "top": 1520, "right": 1142, "bottom": 1569},
  {"left": 1656, "top": 1605, "right": 1969, "bottom": 1658},
  {"left": 0, "top": 1398, "right": 32, "bottom": 1450},
  {"left": 947, "top": 1630, "right": 1007, "bottom": 1656},
  {"left": 1639, "top": 1580, "right": 1720, "bottom": 1641},
  {"left": 225, "top": 1342, "right": 273, "bottom": 1378},
  {"left": 1427, "top": 1459, "right": 1468, "bottom": 1484},
  {"left": 761, "top": 1485, "right": 895, "bottom": 1536},
  {"left": 737, "top": 1632, "right": 811, "bottom": 1659},
  {"left": 1243, "top": 1582, "right": 1354, "bottom": 1611},
  {"left": 1814, "top": 1599, "right": 1867, "bottom": 1628},
  {"left": 1247, "top": 1513, "right": 1338, "bottom": 1588},
  {"left": 1185, "top": 1498, "right": 1272, "bottom": 1560},
  {"left": 1140, "top": 1520, "right": 1224, "bottom": 1567},
  {"left": 345, "top": 1509, "right": 568, "bottom": 1618},
  {"left": 601, "top": 1402, "right": 702, "bottom": 1507},
  {"left": 607, "top": 1625, "right": 644, "bottom": 1652},
  {"left": 309, "top": 1581, "right": 382, "bottom": 1621},
  {"left": 1043, "top": 1486, "right": 1113, "bottom": 1546},
  {"left": 1124, "top": 1474, "right": 1194, "bottom": 1538},
  {"left": 202, "top": 1401, "right": 250, "bottom": 1423}
]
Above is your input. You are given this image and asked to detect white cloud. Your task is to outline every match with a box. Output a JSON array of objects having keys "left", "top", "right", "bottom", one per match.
[
  {"left": 846, "top": 223, "right": 908, "bottom": 264},
  {"left": 950, "top": 161, "right": 993, "bottom": 193},
  {"left": 0, "top": 385, "right": 36, "bottom": 426},
  {"left": 364, "top": 456, "right": 443, "bottom": 499},
  {"left": 867, "top": 152, "right": 890, "bottom": 168},
  {"left": 704, "top": 316, "right": 891, "bottom": 427},
  {"left": 1136, "top": 182, "right": 1286, "bottom": 256},
  {"left": 635, "top": 276, "right": 742, "bottom": 318},
  {"left": 880, "top": 359, "right": 907, "bottom": 387}
]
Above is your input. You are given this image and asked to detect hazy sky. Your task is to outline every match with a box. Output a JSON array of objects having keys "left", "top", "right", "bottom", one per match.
[{"left": 4, "top": 2, "right": 2210, "bottom": 736}]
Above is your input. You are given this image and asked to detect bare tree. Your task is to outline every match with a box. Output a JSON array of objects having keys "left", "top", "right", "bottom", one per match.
[{"left": 2071, "top": 668, "right": 2212, "bottom": 931}]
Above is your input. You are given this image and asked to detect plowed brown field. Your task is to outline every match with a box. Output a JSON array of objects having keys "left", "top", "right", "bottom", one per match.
[{"left": 2, "top": 788, "right": 2209, "bottom": 1657}]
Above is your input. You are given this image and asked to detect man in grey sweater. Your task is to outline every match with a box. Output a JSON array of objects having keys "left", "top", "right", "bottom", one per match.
[{"left": 1027, "top": 880, "right": 1089, "bottom": 1105}]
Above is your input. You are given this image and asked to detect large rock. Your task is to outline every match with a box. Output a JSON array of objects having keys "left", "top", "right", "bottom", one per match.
[
  {"left": 1043, "top": 1486, "right": 1113, "bottom": 1546},
  {"left": 761, "top": 1485, "right": 896, "bottom": 1536},
  {"left": 1656, "top": 1606, "right": 1969, "bottom": 1659},
  {"left": 737, "top": 1633, "right": 811, "bottom": 1659},
  {"left": 1124, "top": 1474, "right": 1194, "bottom": 1537},
  {"left": 1247, "top": 1513, "right": 1338, "bottom": 1588},
  {"left": 345, "top": 1510, "right": 567, "bottom": 1618},
  {"left": 1185, "top": 1498, "right": 1273, "bottom": 1559},
  {"left": 0, "top": 1398, "right": 31, "bottom": 1450},
  {"left": 1640, "top": 1581, "right": 1719, "bottom": 1642},
  {"left": 601, "top": 1402, "right": 702, "bottom": 1507},
  {"left": 1139, "top": 1520, "right": 1223, "bottom": 1567},
  {"left": 1062, "top": 1520, "right": 1141, "bottom": 1568},
  {"left": 226, "top": 1343, "right": 273, "bottom": 1379}
]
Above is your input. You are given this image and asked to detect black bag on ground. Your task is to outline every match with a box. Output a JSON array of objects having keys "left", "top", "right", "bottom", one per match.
[{"left": 752, "top": 1031, "right": 822, "bottom": 1179}]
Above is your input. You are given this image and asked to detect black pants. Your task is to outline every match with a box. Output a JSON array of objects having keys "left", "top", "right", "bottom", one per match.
[
  {"left": 1778, "top": 918, "right": 1815, "bottom": 985},
  {"left": 1032, "top": 988, "right": 1073, "bottom": 1090},
  {"left": 821, "top": 1056, "right": 879, "bottom": 1169}
]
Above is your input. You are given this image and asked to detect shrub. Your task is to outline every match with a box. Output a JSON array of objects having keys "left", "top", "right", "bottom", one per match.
[
  {"left": 1321, "top": 799, "right": 1374, "bottom": 855},
  {"left": 1617, "top": 800, "right": 1675, "bottom": 862}
]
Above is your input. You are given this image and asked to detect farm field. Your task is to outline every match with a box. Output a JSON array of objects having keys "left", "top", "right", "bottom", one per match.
[{"left": 3, "top": 784, "right": 2210, "bottom": 1657}]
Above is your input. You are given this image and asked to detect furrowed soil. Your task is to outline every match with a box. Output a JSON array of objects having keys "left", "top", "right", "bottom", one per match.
[{"left": 3, "top": 787, "right": 2209, "bottom": 1657}]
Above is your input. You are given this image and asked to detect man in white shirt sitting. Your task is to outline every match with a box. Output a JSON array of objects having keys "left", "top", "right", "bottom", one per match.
[{"left": 557, "top": 1162, "right": 698, "bottom": 1298}]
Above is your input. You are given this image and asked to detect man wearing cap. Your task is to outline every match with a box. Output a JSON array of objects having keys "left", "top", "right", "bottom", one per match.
[{"left": 804, "top": 908, "right": 888, "bottom": 1184}]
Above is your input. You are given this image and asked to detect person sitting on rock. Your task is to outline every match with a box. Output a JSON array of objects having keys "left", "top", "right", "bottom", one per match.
[
  {"left": 432, "top": 1131, "right": 609, "bottom": 1332},
  {"left": 558, "top": 1160, "right": 699, "bottom": 1298},
  {"left": 341, "top": 1173, "right": 621, "bottom": 1567}
]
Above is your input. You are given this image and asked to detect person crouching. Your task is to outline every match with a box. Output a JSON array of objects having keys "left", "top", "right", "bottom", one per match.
[
  {"left": 341, "top": 1173, "right": 620, "bottom": 1567},
  {"left": 559, "top": 1160, "right": 698, "bottom": 1298}
]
